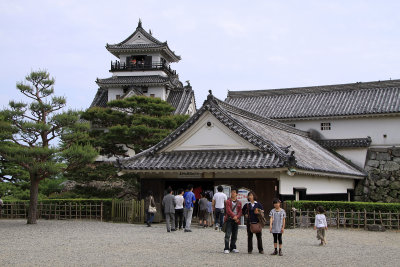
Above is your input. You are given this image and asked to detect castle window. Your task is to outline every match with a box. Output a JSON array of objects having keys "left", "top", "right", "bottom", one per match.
[
  {"left": 141, "top": 87, "right": 148, "bottom": 93},
  {"left": 116, "top": 95, "right": 121, "bottom": 99},
  {"left": 287, "top": 123, "right": 296, "bottom": 128},
  {"left": 150, "top": 94, "right": 155, "bottom": 98},
  {"left": 321, "top": 122, "right": 331, "bottom": 131}
]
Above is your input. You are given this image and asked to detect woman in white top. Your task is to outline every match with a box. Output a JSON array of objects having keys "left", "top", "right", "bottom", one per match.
[
  {"left": 174, "top": 188, "right": 185, "bottom": 230},
  {"left": 314, "top": 206, "right": 328, "bottom": 245}
]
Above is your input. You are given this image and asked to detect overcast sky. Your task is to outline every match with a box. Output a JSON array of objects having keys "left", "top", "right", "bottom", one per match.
[{"left": 1, "top": 0, "right": 399, "bottom": 110}]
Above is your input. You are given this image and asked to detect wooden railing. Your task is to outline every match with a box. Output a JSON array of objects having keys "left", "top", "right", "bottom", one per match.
[
  {"left": 110, "top": 60, "right": 176, "bottom": 75},
  {"left": 0, "top": 202, "right": 104, "bottom": 221}
]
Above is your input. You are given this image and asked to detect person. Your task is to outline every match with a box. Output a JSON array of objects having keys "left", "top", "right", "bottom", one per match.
[
  {"left": 183, "top": 184, "right": 196, "bottom": 232},
  {"left": 242, "top": 191, "right": 264, "bottom": 254},
  {"left": 144, "top": 191, "right": 156, "bottom": 227},
  {"left": 207, "top": 195, "right": 213, "bottom": 227},
  {"left": 174, "top": 188, "right": 185, "bottom": 230},
  {"left": 0, "top": 195, "right": 3, "bottom": 216},
  {"left": 269, "top": 198, "right": 286, "bottom": 256},
  {"left": 213, "top": 185, "right": 227, "bottom": 231},
  {"left": 314, "top": 206, "right": 328, "bottom": 245},
  {"left": 198, "top": 192, "right": 209, "bottom": 227},
  {"left": 223, "top": 187, "right": 242, "bottom": 254},
  {"left": 162, "top": 187, "right": 176, "bottom": 232}
]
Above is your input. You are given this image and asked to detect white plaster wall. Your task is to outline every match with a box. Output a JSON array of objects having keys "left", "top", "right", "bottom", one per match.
[
  {"left": 147, "top": 86, "right": 166, "bottom": 100},
  {"left": 279, "top": 173, "right": 354, "bottom": 195},
  {"left": 283, "top": 116, "right": 400, "bottom": 146},
  {"left": 108, "top": 88, "right": 124, "bottom": 102},
  {"left": 163, "top": 111, "right": 258, "bottom": 151},
  {"left": 334, "top": 148, "right": 368, "bottom": 168}
]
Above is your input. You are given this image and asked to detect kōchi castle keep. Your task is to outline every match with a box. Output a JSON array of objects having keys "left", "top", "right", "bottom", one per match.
[{"left": 90, "top": 21, "right": 400, "bottom": 210}]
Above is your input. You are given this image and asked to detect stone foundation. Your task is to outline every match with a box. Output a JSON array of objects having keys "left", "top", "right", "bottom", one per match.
[{"left": 354, "top": 146, "right": 400, "bottom": 203}]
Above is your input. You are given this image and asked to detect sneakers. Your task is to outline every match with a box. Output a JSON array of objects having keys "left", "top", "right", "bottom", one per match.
[
  {"left": 279, "top": 250, "right": 283, "bottom": 256},
  {"left": 215, "top": 226, "right": 218, "bottom": 230},
  {"left": 231, "top": 249, "right": 239, "bottom": 253},
  {"left": 271, "top": 249, "right": 278, "bottom": 255},
  {"left": 171, "top": 229, "right": 176, "bottom": 232},
  {"left": 224, "top": 250, "right": 230, "bottom": 254},
  {"left": 184, "top": 229, "right": 192, "bottom": 232}
]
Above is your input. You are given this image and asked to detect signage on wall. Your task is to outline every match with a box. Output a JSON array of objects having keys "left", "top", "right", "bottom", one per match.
[{"left": 178, "top": 171, "right": 202, "bottom": 178}]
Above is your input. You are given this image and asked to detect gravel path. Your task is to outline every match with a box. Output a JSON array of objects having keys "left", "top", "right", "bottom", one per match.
[{"left": 0, "top": 219, "right": 399, "bottom": 267}]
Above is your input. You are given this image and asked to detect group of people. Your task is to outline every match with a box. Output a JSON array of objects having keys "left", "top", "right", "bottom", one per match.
[{"left": 144, "top": 184, "right": 328, "bottom": 256}]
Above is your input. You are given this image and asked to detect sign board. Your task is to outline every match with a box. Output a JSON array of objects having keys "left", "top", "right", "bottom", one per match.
[{"left": 178, "top": 171, "right": 202, "bottom": 178}]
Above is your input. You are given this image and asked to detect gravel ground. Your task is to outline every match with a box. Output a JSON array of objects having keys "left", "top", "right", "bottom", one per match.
[{"left": 0, "top": 219, "right": 399, "bottom": 267}]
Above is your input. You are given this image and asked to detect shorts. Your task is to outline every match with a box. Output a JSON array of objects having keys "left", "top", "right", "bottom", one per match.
[{"left": 199, "top": 210, "right": 207, "bottom": 220}]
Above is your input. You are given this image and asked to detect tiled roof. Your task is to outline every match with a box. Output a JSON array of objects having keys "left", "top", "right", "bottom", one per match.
[
  {"left": 120, "top": 94, "right": 366, "bottom": 178},
  {"left": 316, "top": 137, "right": 372, "bottom": 148},
  {"left": 106, "top": 21, "right": 181, "bottom": 61},
  {"left": 90, "top": 88, "right": 108, "bottom": 108},
  {"left": 96, "top": 75, "right": 171, "bottom": 87},
  {"left": 122, "top": 150, "right": 286, "bottom": 170},
  {"left": 226, "top": 80, "right": 400, "bottom": 119},
  {"left": 89, "top": 82, "right": 193, "bottom": 115},
  {"left": 167, "top": 86, "right": 195, "bottom": 115}
]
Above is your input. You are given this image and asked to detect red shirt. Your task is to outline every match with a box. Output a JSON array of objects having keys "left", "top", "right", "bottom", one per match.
[{"left": 224, "top": 198, "right": 242, "bottom": 222}]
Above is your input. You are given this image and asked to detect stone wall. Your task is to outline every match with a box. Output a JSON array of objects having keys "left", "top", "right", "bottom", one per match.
[{"left": 354, "top": 146, "right": 400, "bottom": 203}]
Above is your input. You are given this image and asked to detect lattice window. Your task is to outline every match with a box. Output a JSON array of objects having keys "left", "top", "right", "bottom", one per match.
[
  {"left": 321, "top": 122, "right": 331, "bottom": 131},
  {"left": 287, "top": 123, "right": 296, "bottom": 128}
]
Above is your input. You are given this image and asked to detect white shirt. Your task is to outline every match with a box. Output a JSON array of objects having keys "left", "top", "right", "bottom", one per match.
[
  {"left": 315, "top": 214, "right": 327, "bottom": 228},
  {"left": 213, "top": 192, "right": 227, "bottom": 209},
  {"left": 174, "top": 195, "right": 184, "bottom": 209}
]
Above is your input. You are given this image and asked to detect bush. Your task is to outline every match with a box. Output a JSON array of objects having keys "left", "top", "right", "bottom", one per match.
[{"left": 285, "top": 201, "right": 400, "bottom": 213}]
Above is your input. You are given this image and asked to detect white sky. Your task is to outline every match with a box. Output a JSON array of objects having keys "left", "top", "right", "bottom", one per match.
[{"left": 1, "top": 0, "right": 399, "bottom": 110}]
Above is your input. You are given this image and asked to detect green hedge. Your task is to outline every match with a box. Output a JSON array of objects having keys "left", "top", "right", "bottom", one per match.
[{"left": 285, "top": 201, "right": 400, "bottom": 213}]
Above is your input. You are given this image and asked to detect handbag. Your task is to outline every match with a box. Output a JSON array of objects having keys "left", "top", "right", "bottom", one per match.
[
  {"left": 148, "top": 197, "right": 156, "bottom": 213},
  {"left": 247, "top": 203, "right": 263, "bottom": 234}
]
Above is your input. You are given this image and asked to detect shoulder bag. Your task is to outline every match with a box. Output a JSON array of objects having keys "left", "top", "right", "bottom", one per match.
[
  {"left": 148, "top": 196, "right": 157, "bottom": 213},
  {"left": 248, "top": 203, "right": 263, "bottom": 234}
]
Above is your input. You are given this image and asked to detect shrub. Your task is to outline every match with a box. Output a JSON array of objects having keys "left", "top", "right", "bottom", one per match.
[{"left": 285, "top": 201, "right": 400, "bottom": 213}]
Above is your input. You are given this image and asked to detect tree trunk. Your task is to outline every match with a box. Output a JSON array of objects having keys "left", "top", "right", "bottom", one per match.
[{"left": 27, "top": 178, "right": 40, "bottom": 224}]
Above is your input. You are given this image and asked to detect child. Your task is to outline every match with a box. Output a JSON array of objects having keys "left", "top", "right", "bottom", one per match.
[
  {"left": 269, "top": 198, "right": 286, "bottom": 256},
  {"left": 198, "top": 192, "right": 208, "bottom": 227},
  {"left": 314, "top": 206, "right": 328, "bottom": 245}
]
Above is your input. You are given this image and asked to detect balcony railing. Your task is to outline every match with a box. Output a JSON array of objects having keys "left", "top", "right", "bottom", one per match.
[{"left": 110, "top": 61, "right": 176, "bottom": 75}]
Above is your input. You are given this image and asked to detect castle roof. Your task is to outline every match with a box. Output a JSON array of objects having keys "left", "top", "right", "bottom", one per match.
[
  {"left": 226, "top": 79, "right": 400, "bottom": 120},
  {"left": 119, "top": 94, "right": 366, "bottom": 178},
  {"left": 106, "top": 20, "right": 181, "bottom": 62}
]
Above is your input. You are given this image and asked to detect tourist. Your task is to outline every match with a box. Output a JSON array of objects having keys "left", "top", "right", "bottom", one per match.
[
  {"left": 0, "top": 194, "right": 3, "bottom": 214},
  {"left": 198, "top": 192, "right": 209, "bottom": 227},
  {"left": 213, "top": 185, "right": 227, "bottom": 231},
  {"left": 174, "top": 188, "right": 185, "bottom": 230},
  {"left": 207, "top": 195, "right": 213, "bottom": 227},
  {"left": 314, "top": 206, "right": 328, "bottom": 245},
  {"left": 223, "top": 187, "right": 242, "bottom": 254},
  {"left": 183, "top": 184, "right": 196, "bottom": 232},
  {"left": 242, "top": 191, "right": 264, "bottom": 254},
  {"left": 162, "top": 187, "right": 176, "bottom": 232},
  {"left": 269, "top": 198, "right": 286, "bottom": 256},
  {"left": 144, "top": 191, "right": 156, "bottom": 227}
]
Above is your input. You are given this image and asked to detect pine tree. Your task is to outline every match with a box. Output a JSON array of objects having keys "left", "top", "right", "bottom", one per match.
[{"left": 0, "top": 70, "right": 98, "bottom": 224}]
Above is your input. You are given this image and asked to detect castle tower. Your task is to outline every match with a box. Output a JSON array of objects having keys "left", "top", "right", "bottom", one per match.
[{"left": 90, "top": 19, "right": 196, "bottom": 115}]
